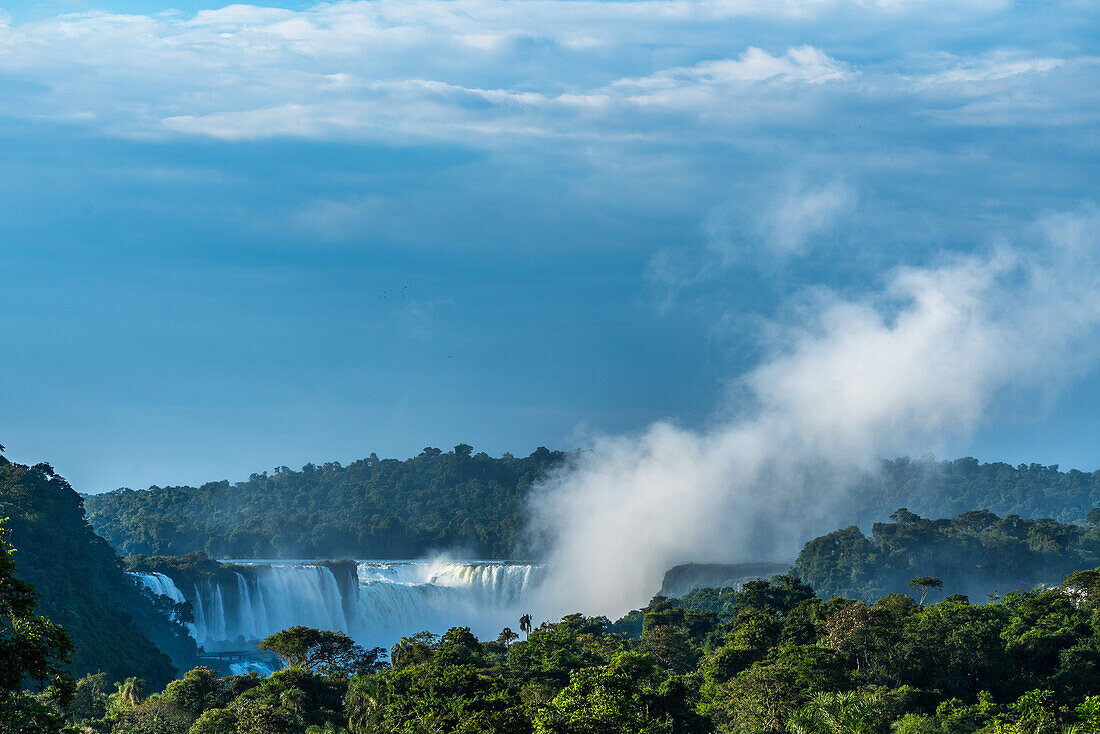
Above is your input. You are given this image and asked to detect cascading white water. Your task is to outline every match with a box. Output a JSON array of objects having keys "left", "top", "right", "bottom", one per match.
[
  {"left": 130, "top": 560, "right": 543, "bottom": 652},
  {"left": 130, "top": 572, "right": 186, "bottom": 604}
]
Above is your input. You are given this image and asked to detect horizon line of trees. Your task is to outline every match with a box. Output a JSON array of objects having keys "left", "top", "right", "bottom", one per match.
[
  {"left": 85, "top": 445, "right": 566, "bottom": 559},
  {"left": 83, "top": 450, "right": 1100, "bottom": 561}
]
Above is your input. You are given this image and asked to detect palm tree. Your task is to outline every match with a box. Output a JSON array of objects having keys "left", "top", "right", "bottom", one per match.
[
  {"left": 118, "top": 677, "right": 145, "bottom": 707},
  {"left": 788, "top": 691, "right": 885, "bottom": 734},
  {"left": 281, "top": 688, "right": 306, "bottom": 713},
  {"left": 519, "top": 613, "right": 532, "bottom": 640}
]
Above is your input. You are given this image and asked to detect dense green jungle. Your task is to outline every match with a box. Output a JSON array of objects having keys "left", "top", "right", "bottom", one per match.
[{"left": 7, "top": 445, "right": 1100, "bottom": 733}]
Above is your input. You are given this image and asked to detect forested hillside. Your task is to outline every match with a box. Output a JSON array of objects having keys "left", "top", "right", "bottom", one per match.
[
  {"left": 858, "top": 457, "right": 1100, "bottom": 526},
  {"left": 0, "top": 450, "right": 199, "bottom": 688},
  {"left": 794, "top": 509, "right": 1100, "bottom": 602},
  {"left": 85, "top": 452, "right": 1100, "bottom": 560},
  {"left": 85, "top": 446, "right": 565, "bottom": 559}
]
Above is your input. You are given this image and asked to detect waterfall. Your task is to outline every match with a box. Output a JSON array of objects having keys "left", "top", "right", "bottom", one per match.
[
  {"left": 130, "top": 572, "right": 186, "bottom": 603},
  {"left": 235, "top": 573, "right": 256, "bottom": 640},
  {"left": 192, "top": 583, "right": 207, "bottom": 642},
  {"left": 131, "top": 560, "right": 543, "bottom": 651}
]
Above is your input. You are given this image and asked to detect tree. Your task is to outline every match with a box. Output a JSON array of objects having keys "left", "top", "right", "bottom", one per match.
[
  {"left": 188, "top": 708, "right": 237, "bottom": 734},
  {"left": 0, "top": 517, "right": 73, "bottom": 733},
  {"left": 1062, "top": 569, "right": 1100, "bottom": 609},
  {"left": 497, "top": 627, "right": 519, "bottom": 647},
  {"left": 787, "top": 690, "right": 889, "bottom": 734},
  {"left": 909, "top": 577, "right": 944, "bottom": 606},
  {"left": 118, "top": 677, "right": 146, "bottom": 708},
  {"left": 389, "top": 631, "right": 439, "bottom": 671},
  {"left": 986, "top": 689, "right": 1063, "bottom": 734},
  {"left": 111, "top": 699, "right": 192, "bottom": 734},
  {"left": 345, "top": 675, "right": 390, "bottom": 734},
  {"left": 259, "top": 626, "right": 384, "bottom": 676},
  {"left": 162, "top": 667, "right": 226, "bottom": 718},
  {"left": 1074, "top": 695, "right": 1100, "bottom": 732},
  {"left": 520, "top": 613, "right": 533, "bottom": 640},
  {"left": 712, "top": 659, "right": 800, "bottom": 733},
  {"left": 231, "top": 700, "right": 302, "bottom": 734},
  {"left": 824, "top": 603, "right": 902, "bottom": 684},
  {"left": 279, "top": 687, "right": 306, "bottom": 713},
  {"left": 533, "top": 652, "right": 706, "bottom": 734},
  {"left": 67, "top": 672, "right": 109, "bottom": 723}
]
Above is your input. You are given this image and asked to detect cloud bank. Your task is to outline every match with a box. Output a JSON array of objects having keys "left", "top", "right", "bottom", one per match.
[
  {"left": 0, "top": 1, "right": 1096, "bottom": 145},
  {"left": 528, "top": 209, "right": 1100, "bottom": 618}
]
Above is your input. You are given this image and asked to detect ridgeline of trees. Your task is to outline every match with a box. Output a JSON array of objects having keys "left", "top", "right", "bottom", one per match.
[
  {"left": 858, "top": 457, "right": 1100, "bottom": 527},
  {"left": 84, "top": 446, "right": 566, "bottom": 559},
  {"left": 84, "top": 452, "right": 1100, "bottom": 561},
  {"left": 794, "top": 508, "right": 1100, "bottom": 603},
  {"left": 0, "top": 449, "right": 199, "bottom": 691}
]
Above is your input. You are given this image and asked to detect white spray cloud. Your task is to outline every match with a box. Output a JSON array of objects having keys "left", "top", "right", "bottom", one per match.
[{"left": 527, "top": 208, "right": 1100, "bottom": 619}]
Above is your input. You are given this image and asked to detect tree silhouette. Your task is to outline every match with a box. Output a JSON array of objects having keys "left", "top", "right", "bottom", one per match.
[{"left": 908, "top": 576, "right": 943, "bottom": 606}]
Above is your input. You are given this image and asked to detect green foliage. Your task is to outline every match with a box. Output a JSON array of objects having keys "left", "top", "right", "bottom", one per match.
[
  {"left": 0, "top": 689, "right": 68, "bottom": 734},
  {"left": 787, "top": 689, "right": 891, "bottom": 734},
  {"left": 30, "top": 568, "right": 1100, "bottom": 734},
  {"left": 69, "top": 672, "right": 110, "bottom": 723},
  {"left": 259, "top": 627, "right": 385, "bottom": 677},
  {"left": 162, "top": 667, "right": 228, "bottom": 718},
  {"left": 86, "top": 454, "right": 1100, "bottom": 560},
  {"left": 0, "top": 515, "right": 73, "bottom": 734},
  {"left": 111, "top": 699, "right": 193, "bottom": 734},
  {"left": 188, "top": 707, "right": 237, "bottom": 734},
  {"left": 18, "top": 437, "right": 1100, "bottom": 734},
  {"left": 0, "top": 520, "right": 73, "bottom": 694},
  {"left": 863, "top": 458, "right": 1100, "bottom": 527},
  {"left": 795, "top": 509, "right": 1100, "bottom": 603},
  {"left": 0, "top": 455, "right": 198, "bottom": 686},
  {"left": 231, "top": 699, "right": 303, "bottom": 734},
  {"left": 85, "top": 447, "right": 566, "bottom": 558},
  {"left": 533, "top": 651, "right": 707, "bottom": 734}
]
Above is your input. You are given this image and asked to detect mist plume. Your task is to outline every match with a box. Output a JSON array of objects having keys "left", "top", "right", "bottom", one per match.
[{"left": 528, "top": 209, "right": 1100, "bottom": 619}]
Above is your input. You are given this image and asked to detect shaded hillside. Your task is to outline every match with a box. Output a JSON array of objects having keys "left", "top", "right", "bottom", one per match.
[
  {"left": 794, "top": 508, "right": 1100, "bottom": 602},
  {"left": 854, "top": 456, "right": 1100, "bottom": 526},
  {"left": 86, "top": 445, "right": 565, "bottom": 558},
  {"left": 660, "top": 562, "right": 793, "bottom": 597},
  {"left": 0, "top": 450, "right": 198, "bottom": 688}
]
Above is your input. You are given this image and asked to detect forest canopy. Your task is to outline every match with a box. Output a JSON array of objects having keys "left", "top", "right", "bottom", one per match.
[
  {"left": 0, "top": 451, "right": 198, "bottom": 689},
  {"left": 794, "top": 508, "right": 1100, "bottom": 603},
  {"left": 84, "top": 451, "right": 1100, "bottom": 560},
  {"left": 85, "top": 446, "right": 565, "bottom": 559}
]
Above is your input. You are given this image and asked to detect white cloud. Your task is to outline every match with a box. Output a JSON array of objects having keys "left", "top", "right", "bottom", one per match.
[
  {"left": 161, "top": 104, "right": 332, "bottom": 139},
  {"left": 920, "top": 54, "right": 1065, "bottom": 85},
  {"left": 618, "top": 46, "right": 853, "bottom": 90},
  {"left": 0, "top": 1, "right": 1092, "bottom": 143}
]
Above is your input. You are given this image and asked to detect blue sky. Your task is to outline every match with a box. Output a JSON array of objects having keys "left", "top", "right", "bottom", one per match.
[{"left": 1, "top": 0, "right": 1099, "bottom": 492}]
